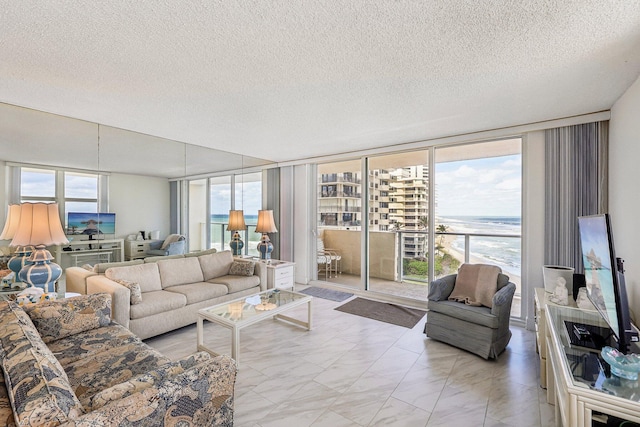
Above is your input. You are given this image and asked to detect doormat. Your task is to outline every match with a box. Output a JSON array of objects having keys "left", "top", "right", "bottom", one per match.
[
  {"left": 335, "top": 297, "right": 426, "bottom": 328},
  {"left": 299, "top": 286, "right": 354, "bottom": 302}
]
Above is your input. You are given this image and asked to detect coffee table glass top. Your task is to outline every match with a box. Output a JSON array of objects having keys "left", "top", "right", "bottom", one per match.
[{"left": 200, "top": 289, "right": 308, "bottom": 323}]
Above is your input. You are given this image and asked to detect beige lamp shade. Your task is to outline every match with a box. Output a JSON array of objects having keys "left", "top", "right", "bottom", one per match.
[
  {"left": 10, "top": 203, "right": 69, "bottom": 247},
  {"left": 0, "top": 204, "right": 22, "bottom": 241},
  {"left": 255, "top": 210, "right": 278, "bottom": 234},
  {"left": 226, "top": 210, "right": 247, "bottom": 231}
]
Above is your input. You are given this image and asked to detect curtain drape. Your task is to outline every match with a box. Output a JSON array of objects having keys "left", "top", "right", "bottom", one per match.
[{"left": 544, "top": 121, "right": 608, "bottom": 273}]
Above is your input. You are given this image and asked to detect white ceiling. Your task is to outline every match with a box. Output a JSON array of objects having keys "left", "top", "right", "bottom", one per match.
[{"left": 1, "top": 1, "right": 640, "bottom": 167}]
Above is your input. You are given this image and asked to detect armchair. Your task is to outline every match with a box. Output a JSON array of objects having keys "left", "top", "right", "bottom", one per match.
[
  {"left": 317, "top": 237, "right": 342, "bottom": 279},
  {"left": 424, "top": 266, "right": 516, "bottom": 359},
  {"left": 146, "top": 234, "right": 186, "bottom": 257}
]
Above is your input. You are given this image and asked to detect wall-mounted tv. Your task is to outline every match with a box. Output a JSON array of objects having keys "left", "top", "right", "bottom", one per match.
[{"left": 67, "top": 212, "right": 116, "bottom": 240}]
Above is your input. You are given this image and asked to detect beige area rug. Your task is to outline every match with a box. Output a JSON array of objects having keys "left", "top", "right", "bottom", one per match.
[{"left": 335, "top": 297, "right": 426, "bottom": 328}]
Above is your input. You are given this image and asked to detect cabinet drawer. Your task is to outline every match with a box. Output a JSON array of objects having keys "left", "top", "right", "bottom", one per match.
[
  {"left": 274, "top": 277, "right": 294, "bottom": 289},
  {"left": 273, "top": 266, "right": 294, "bottom": 279}
]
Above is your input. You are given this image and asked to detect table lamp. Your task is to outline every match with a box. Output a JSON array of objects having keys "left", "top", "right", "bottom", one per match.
[
  {"left": 0, "top": 204, "right": 34, "bottom": 280},
  {"left": 10, "top": 203, "right": 69, "bottom": 292},
  {"left": 255, "top": 210, "right": 277, "bottom": 260},
  {"left": 227, "top": 210, "right": 246, "bottom": 256}
]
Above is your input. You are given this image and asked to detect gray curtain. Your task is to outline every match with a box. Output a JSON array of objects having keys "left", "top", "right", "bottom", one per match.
[
  {"left": 265, "top": 168, "right": 281, "bottom": 260},
  {"left": 544, "top": 121, "right": 608, "bottom": 272}
]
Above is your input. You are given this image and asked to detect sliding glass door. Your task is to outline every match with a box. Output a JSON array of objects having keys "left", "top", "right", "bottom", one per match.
[
  {"left": 312, "top": 139, "right": 522, "bottom": 317},
  {"left": 434, "top": 139, "right": 522, "bottom": 317},
  {"left": 367, "top": 150, "right": 430, "bottom": 300},
  {"left": 316, "top": 159, "right": 363, "bottom": 288}
]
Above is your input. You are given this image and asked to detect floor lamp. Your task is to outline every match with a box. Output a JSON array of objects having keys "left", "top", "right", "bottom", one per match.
[
  {"left": 10, "top": 203, "right": 69, "bottom": 293},
  {"left": 255, "top": 210, "right": 277, "bottom": 260}
]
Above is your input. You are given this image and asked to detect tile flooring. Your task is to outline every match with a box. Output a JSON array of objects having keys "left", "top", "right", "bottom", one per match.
[{"left": 145, "top": 285, "right": 555, "bottom": 426}]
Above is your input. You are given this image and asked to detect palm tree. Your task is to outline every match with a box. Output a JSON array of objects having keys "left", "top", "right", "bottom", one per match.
[
  {"left": 418, "top": 216, "right": 428, "bottom": 230},
  {"left": 436, "top": 224, "right": 449, "bottom": 247},
  {"left": 391, "top": 221, "right": 403, "bottom": 232}
]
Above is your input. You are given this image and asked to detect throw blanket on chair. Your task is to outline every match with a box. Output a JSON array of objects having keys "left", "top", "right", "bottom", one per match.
[{"left": 448, "top": 264, "right": 501, "bottom": 308}]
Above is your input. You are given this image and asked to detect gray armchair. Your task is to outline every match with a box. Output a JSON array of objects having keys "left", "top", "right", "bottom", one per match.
[
  {"left": 424, "top": 272, "right": 516, "bottom": 359},
  {"left": 146, "top": 234, "right": 186, "bottom": 257}
]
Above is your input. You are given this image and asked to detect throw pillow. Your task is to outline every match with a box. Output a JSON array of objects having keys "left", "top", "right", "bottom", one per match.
[
  {"left": 24, "top": 293, "right": 111, "bottom": 343},
  {"left": 114, "top": 279, "right": 143, "bottom": 305},
  {"left": 229, "top": 260, "right": 255, "bottom": 277}
]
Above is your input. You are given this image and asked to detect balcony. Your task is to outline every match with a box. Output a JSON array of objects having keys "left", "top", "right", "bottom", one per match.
[{"left": 318, "top": 228, "right": 522, "bottom": 317}]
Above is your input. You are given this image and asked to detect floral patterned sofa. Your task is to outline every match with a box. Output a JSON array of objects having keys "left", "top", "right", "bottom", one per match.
[{"left": 0, "top": 293, "right": 236, "bottom": 426}]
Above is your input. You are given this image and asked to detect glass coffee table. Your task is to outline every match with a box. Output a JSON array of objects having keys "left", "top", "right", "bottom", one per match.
[{"left": 197, "top": 288, "right": 312, "bottom": 367}]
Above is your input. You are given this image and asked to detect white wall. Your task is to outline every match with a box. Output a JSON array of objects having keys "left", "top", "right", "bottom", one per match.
[
  {"left": 105, "top": 173, "right": 171, "bottom": 239},
  {"left": 609, "top": 74, "right": 640, "bottom": 323}
]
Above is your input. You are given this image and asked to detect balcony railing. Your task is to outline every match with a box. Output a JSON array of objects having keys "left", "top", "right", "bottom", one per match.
[
  {"left": 320, "top": 191, "right": 362, "bottom": 198},
  {"left": 210, "top": 221, "right": 261, "bottom": 256},
  {"left": 319, "top": 228, "right": 521, "bottom": 290}
]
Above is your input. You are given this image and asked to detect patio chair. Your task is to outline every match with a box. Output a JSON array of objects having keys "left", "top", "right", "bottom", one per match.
[{"left": 317, "top": 237, "right": 342, "bottom": 279}]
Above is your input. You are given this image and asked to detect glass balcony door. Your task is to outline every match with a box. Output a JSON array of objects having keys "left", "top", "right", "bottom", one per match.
[
  {"left": 367, "top": 150, "right": 430, "bottom": 301},
  {"left": 316, "top": 159, "right": 363, "bottom": 289}
]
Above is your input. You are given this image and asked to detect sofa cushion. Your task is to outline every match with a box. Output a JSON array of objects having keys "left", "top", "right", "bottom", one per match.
[
  {"left": 144, "top": 254, "right": 185, "bottom": 263},
  {"left": 184, "top": 247, "right": 217, "bottom": 258},
  {"left": 47, "top": 323, "right": 140, "bottom": 366},
  {"left": 164, "top": 282, "right": 229, "bottom": 305},
  {"left": 106, "top": 263, "right": 162, "bottom": 293},
  {"left": 427, "top": 299, "right": 499, "bottom": 329},
  {"left": 199, "top": 250, "right": 233, "bottom": 280},
  {"left": 129, "top": 290, "right": 187, "bottom": 320},
  {"left": 157, "top": 257, "right": 204, "bottom": 288},
  {"left": 93, "top": 259, "right": 144, "bottom": 274},
  {"left": 65, "top": 340, "right": 170, "bottom": 404},
  {"left": 24, "top": 293, "right": 112, "bottom": 344},
  {"left": 84, "top": 351, "right": 212, "bottom": 411},
  {"left": 113, "top": 279, "right": 143, "bottom": 305},
  {"left": 0, "top": 301, "right": 84, "bottom": 425},
  {"left": 213, "top": 274, "right": 261, "bottom": 293},
  {"left": 229, "top": 260, "right": 256, "bottom": 276}
]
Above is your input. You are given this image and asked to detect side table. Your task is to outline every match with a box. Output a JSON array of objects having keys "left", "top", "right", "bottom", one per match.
[{"left": 265, "top": 260, "right": 296, "bottom": 290}]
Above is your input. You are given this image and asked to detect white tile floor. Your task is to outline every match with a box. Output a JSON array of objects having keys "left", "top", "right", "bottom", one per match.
[{"left": 145, "top": 286, "right": 555, "bottom": 427}]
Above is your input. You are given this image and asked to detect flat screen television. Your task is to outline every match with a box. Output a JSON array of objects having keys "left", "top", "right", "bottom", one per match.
[
  {"left": 578, "top": 214, "right": 638, "bottom": 354},
  {"left": 67, "top": 212, "right": 116, "bottom": 240}
]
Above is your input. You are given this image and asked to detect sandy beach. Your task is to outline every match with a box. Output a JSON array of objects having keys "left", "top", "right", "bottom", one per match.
[{"left": 439, "top": 233, "right": 522, "bottom": 288}]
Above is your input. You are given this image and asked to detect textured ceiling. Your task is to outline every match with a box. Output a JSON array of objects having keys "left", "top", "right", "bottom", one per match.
[{"left": 1, "top": 1, "right": 640, "bottom": 165}]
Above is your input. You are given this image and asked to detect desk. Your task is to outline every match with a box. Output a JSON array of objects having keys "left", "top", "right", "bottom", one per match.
[
  {"left": 546, "top": 304, "right": 640, "bottom": 426},
  {"left": 55, "top": 239, "right": 124, "bottom": 269}
]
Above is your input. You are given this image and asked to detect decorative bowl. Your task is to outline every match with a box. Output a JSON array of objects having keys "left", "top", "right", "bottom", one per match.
[{"left": 601, "top": 346, "right": 640, "bottom": 380}]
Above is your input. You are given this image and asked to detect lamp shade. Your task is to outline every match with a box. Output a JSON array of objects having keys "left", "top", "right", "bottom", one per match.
[
  {"left": 226, "top": 210, "right": 247, "bottom": 231},
  {"left": 11, "top": 203, "right": 69, "bottom": 247},
  {"left": 255, "top": 210, "right": 278, "bottom": 234},
  {"left": 0, "top": 204, "right": 21, "bottom": 240}
]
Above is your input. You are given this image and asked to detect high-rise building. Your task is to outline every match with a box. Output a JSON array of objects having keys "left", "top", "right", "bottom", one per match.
[{"left": 318, "top": 165, "right": 429, "bottom": 259}]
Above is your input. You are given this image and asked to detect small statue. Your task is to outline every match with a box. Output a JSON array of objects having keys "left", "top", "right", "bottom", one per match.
[{"left": 549, "top": 277, "right": 569, "bottom": 305}]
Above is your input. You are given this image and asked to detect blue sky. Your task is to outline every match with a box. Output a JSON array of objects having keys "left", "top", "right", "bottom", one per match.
[{"left": 435, "top": 155, "right": 522, "bottom": 217}]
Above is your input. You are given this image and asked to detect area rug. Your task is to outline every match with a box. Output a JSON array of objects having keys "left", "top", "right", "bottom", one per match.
[
  {"left": 299, "top": 286, "right": 354, "bottom": 302},
  {"left": 335, "top": 297, "right": 426, "bottom": 328}
]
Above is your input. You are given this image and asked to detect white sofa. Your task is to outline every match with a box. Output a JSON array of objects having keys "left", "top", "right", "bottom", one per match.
[{"left": 85, "top": 250, "right": 267, "bottom": 339}]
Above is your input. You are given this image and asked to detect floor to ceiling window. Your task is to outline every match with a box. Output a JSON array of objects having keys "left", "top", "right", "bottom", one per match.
[
  {"left": 435, "top": 139, "right": 522, "bottom": 317},
  {"left": 314, "top": 138, "right": 522, "bottom": 317},
  {"left": 367, "top": 150, "right": 431, "bottom": 300},
  {"left": 187, "top": 172, "right": 262, "bottom": 255},
  {"left": 316, "top": 159, "right": 362, "bottom": 284}
]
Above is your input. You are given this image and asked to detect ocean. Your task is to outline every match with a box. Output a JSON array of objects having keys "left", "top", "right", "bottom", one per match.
[
  {"left": 210, "top": 214, "right": 261, "bottom": 254},
  {"left": 439, "top": 216, "right": 521, "bottom": 278}
]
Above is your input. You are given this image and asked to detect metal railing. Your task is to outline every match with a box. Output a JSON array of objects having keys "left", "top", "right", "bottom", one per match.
[
  {"left": 210, "top": 221, "right": 261, "bottom": 256},
  {"left": 397, "top": 230, "right": 521, "bottom": 284}
]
